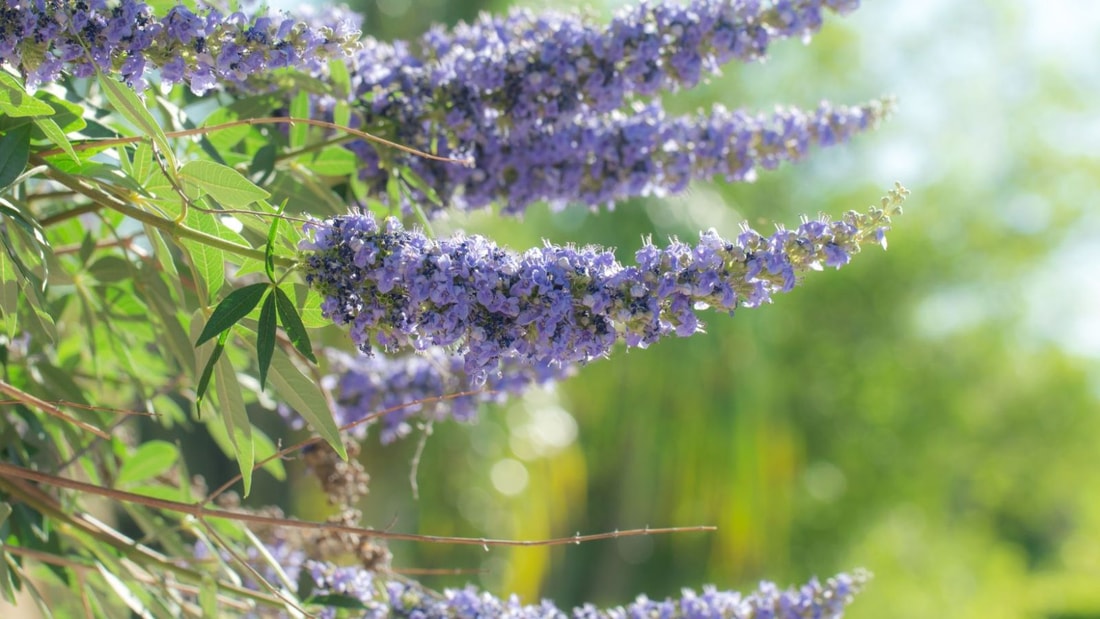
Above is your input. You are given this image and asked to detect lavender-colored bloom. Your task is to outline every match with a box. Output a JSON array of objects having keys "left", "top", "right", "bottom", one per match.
[
  {"left": 281, "top": 348, "right": 572, "bottom": 444},
  {"left": 405, "top": 98, "right": 892, "bottom": 215},
  {"left": 339, "top": 0, "right": 879, "bottom": 215},
  {"left": 359, "top": 0, "right": 862, "bottom": 138},
  {"left": 301, "top": 184, "right": 907, "bottom": 375},
  {"left": 0, "top": 0, "right": 360, "bottom": 91},
  {"left": 300, "top": 563, "right": 870, "bottom": 618}
]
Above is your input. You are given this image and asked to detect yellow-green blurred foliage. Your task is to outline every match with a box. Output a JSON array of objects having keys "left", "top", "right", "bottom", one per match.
[{"left": 312, "top": 1, "right": 1100, "bottom": 617}]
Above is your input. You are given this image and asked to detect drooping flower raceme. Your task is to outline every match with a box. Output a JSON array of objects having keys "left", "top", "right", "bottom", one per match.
[
  {"left": 0, "top": 0, "right": 360, "bottom": 91},
  {"left": 303, "top": 560, "right": 869, "bottom": 619},
  {"left": 281, "top": 349, "right": 572, "bottom": 444},
  {"left": 342, "top": 0, "right": 884, "bottom": 215},
  {"left": 393, "top": 98, "right": 892, "bottom": 215},
  {"left": 301, "top": 184, "right": 908, "bottom": 377},
  {"left": 354, "top": 0, "right": 863, "bottom": 138}
]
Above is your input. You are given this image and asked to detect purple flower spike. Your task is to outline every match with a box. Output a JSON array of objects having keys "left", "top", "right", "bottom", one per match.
[
  {"left": 300, "top": 561, "right": 871, "bottom": 618},
  {"left": 281, "top": 349, "right": 571, "bottom": 444},
  {"left": 339, "top": 0, "right": 882, "bottom": 215},
  {"left": 0, "top": 1, "right": 360, "bottom": 91},
  {"left": 301, "top": 184, "right": 907, "bottom": 373}
]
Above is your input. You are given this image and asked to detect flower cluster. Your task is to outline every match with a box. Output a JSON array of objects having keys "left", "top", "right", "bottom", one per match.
[
  {"left": 301, "top": 184, "right": 907, "bottom": 376},
  {"left": 280, "top": 349, "right": 571, "bottom": 444},
  {"left": 0, "top": 0, "right": 360, "bottom": 91},
  {"left": 303, "top": 561, "right": 869, "bottom": 619},
  {"left": 343, "top": 0, "right": 881, "bottom": 214}
]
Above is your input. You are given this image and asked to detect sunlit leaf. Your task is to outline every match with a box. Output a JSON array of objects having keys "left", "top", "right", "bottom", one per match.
[
  {"left": 289, "top": 90, "right": 309, "bottom": 149},
  {"left": 95, "top": 72, "right": 175, "bottom": 168},
  {"left": 179, "top": 160, "right": 270, "bottom": 208},
  {"left": 195, "top": 282, "right": 268, "bottom": 346},
  {"left": 268, "top": 349, "right": 345, "bottom": 459},
  {"left": 0, "top": 73, "right": 54, "bottom": 117},
  {"left": 117, "top": 440, "right": 179, "bottom": 486},
  {"left": 274, "top": 286, "right": 315, "bottom": 363}
]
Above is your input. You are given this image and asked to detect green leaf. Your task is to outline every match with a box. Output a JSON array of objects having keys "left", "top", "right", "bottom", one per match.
[
  {"left": 117, "top": 440, "right": 179, "bottom": 486},
  {"left": 333, "top": 100, "right": 350, "bottom": 128},
  {"left": 32, "top": 117, "right": 78, "bottom": 163},
  {"left": 34, "top": 92, "right": 86, "bottom": 133},
  {"left": 249, "top": 143, "right": 277, "bottom": 186},
  {"left": 96, "top": 561, "right": 154, "bottom": 619},
  {"left": 182, "top": 210, "right": 227, "bottom": 299},
  {"left": 199, "top": 573, "right": 218, "bottom": 618},
  {"left": 95, "top": 72, "right": 175, "bottom": 168},
  {"left": 194, "top": 339, "right": 225, "bottom": 415},
  {"left": 289, "top": 90, "right": 309, "bottom": 149},
  {"left": 268, "top": 349, "right": 345, "bottom": 459},
  {"left": 88, "top": 255, "right": 133, "bottom": 283},
  {"left": 0, "top": 73, "right": 55, "bottom": 117},
  {"left": 295, "top": 284, "right": 327, "bottom": 328},
  {"left": 275, "top": 286, "right": 316, "bottom": 363},
  {"left": 264, "top": 204, "right": 283, "bottom": 283},
  {"left": 328, "top": 58, "right": 351, "bottom": 98},
  {"left": 399, "top": 168, "right": 443, "bottom": 206},
  {"left": 257, "top": 292, "right": 276, "bottom": 389},
  {"left": 299, "top": 147, "right": 356, "bottom": 176},
  {"left": 179, "top": 160, "right": 270, "bottom": 208},
  {"left": 215, "top": 353, "right": 254, "bottom": 496},
  {"left": 195, "top": 282, "right": 268, "bottom": 346},
  {"left": 0, "top": 123, "right": 31, "bottom": 190}
]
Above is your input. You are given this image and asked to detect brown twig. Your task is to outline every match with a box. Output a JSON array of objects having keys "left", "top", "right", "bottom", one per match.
[
  {"left": 0, "top": 462, "right": 716, "bottom": 548},
  {"left": 0, "top": 379, "right": 110, "bottom": 439}
]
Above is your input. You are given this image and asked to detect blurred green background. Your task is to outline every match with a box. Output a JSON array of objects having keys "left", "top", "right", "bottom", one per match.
[{"left": 280, "top": 1, "right": 1100, "bottom": 616}]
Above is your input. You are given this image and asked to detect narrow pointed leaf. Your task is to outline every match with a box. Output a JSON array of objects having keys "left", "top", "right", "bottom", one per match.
[
  {"left": 268, "top": 349, "right": 345, "bottom": 459},
  {"left": 195, "top": 335, "right": 226, "bottom": 414},
  {"left": 179, "top": 160, "right": 269, "bottom": 208},
  {"left": 195, "top": 282, "right": 268, "bottom": 346},
  {"left": 215, "top": 353, "right": 254, "bottom": 496},
  {"left": 264, "top": 204, "right": 283, "bottom": 284},
  {"left": 0, "top": 123, "right": 31, "bottom": 190},
  {"left": 257, "top": 292, "right": 276, "bottom": 389},
  {"left": 274, "top": 286, "right": 316, "bottom": 363},
  {"left": 33, "top": 117, "right": 78, "bottom": 163},
  {"left": 0, "top": 73, "right": 54, "bottom": 117},
  {"left": 96, "top": 72, "right": 175, "bottom": 168}
]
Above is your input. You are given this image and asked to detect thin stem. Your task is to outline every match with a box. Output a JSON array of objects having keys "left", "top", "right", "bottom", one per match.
[
  {"left": 0, "top": 475, "right": 287, "bottom": 609},
  {"left": 0, "top": 379, "right": 110, "bottom": 439},
  {"left": 32, "top": 155, "right": 290, "bottom": 267},
  {"left": 38, "top": 202, "right": 103, "bottom": 227},
  {"left": 0, "top": 461, "right": 716, "bottom": 548},
  {"left": 39, "top": 116, "right": 473, "bottom": 167}
]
